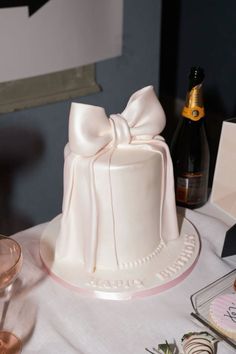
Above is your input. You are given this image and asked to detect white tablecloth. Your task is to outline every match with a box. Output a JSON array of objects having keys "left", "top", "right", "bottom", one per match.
[{"left": 4, "top": 203, "right": 236, "bottom": 354}]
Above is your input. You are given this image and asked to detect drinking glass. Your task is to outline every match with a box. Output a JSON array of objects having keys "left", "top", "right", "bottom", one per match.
[{"left": 0, "top": 235, "right": 23, "bottom": 354}]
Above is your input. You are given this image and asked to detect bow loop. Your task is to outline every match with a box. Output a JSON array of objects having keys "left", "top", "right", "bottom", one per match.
[
  {"left": 122, "top": 86, "right": 166, "bottom": 138},
  {"left": 69, "top": 103, "right": 113, "bottom": 157}
]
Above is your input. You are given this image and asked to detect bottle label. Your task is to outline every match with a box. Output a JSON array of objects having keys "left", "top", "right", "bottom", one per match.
[
  {"left": 176, "top": 173, "right": 207, "bottom": 205},
  {"left": 182, "top": 105, "right": 205, "bottom": 121}
]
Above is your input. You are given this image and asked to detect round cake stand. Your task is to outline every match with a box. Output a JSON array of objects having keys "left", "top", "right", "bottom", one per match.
[{"left": 40, "top": 214, "right": 200, "bottom": 300}]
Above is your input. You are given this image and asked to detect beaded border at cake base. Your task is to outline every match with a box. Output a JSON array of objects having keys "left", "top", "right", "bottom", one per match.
[{"left": 40, "top": 214, "right": 200, "bottom": 300}]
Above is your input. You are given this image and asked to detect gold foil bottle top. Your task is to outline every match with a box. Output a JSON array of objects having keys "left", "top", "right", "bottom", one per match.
[
  {"left": 182, "top": 83, "right": 205, "bottom": 121},
  {"left": 187, "top": 83, "right": 203, "bottom": 108}
]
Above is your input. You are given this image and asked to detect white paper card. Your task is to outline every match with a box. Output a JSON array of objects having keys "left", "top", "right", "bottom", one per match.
[
  {"left": 0, "top": 0, "right": 123, "bottom": 82},
  {"left": 211, "top": 119, "right": 236, "bottom": 220}
]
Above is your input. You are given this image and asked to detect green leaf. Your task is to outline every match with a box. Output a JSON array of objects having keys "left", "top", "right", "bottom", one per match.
[{"left": 158, "top": 341, "right": 173, "bottom": 354}]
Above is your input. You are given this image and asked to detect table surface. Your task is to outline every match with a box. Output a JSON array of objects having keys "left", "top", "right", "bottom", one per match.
[{"left": 2, "top": 202, "right": 236, "bottom": 354}]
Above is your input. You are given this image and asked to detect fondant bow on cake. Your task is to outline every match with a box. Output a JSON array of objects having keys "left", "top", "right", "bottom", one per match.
[
  {"left": 69, "top": 86, "right": 167, "bottom": 156},
  {"left": 58, "top": 86, "right": 179, "bottom": 273}
]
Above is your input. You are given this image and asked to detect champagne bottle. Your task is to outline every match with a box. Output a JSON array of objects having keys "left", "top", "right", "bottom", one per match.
[{"left": 170, "top": 66, "right": 210, "bottom": 208}]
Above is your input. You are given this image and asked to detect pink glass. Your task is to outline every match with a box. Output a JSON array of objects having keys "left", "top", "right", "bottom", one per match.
[{"left": 0, "top": 235, "right": 23, "bottom": 354}]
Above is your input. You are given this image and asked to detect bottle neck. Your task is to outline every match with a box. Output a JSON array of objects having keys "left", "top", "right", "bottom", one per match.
[{"left": 182, "top": 82, "right": 205, "bottom": 121}]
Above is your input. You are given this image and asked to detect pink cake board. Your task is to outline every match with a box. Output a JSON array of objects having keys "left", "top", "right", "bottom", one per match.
[{"left": 40, "top": 214, "right": 200, "bottom": 300}]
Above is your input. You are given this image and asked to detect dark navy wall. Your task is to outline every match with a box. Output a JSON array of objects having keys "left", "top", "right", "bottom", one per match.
[
  {"left": 177, "top": 0, "right": 236, "bottom": 117},
  {"left": 160, "top": 0, "right": 236, "bottom": 185},
  {"left": 0, "top": 0, "right": 162, "bottom": 234}
]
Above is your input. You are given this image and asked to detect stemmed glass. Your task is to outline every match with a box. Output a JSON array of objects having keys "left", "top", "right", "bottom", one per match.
[{"left": 0, "top": 235, "right": 23, "bottom": 354}]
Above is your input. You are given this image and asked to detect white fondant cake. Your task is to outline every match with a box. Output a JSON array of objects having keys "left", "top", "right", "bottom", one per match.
[
  {"left": 40, "top": 86, "right": 200, "bottom": 299},
  {"left": 57, "top": 145, "right": 165, "bottom": 272}
]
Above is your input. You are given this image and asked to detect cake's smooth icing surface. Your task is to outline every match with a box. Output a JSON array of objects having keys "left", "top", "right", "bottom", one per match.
[
  {"left": 55, "top": 86, "right": 179, "bottom": 273},
  {"left": 209, "top": 293, "right": 236, "bottom": 339},
  {"left": 40, "top": 86, "right": 200, "bottom": 299}
]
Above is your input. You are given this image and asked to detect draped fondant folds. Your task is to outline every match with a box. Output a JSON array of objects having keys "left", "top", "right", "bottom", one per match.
[{"left": 55, "top": 86, "right": 179, "bottom": 273}]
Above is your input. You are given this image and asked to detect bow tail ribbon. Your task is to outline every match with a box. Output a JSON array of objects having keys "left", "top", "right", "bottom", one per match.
[
  {"left": 84, "top": 146, "right": 118, "bottom": 273},
  {"left": 152, "top": 139, "right": 179, "bottom": 243}
]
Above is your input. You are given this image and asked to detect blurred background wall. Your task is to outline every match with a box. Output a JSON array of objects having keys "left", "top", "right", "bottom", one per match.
[
  {"left": 0, "top": 0, "right": 235, "bottom": 235},
  {"left": 160, "top": 0, "right": 236, "bottom": 185},
  {"left": 0, "top": 0, "right": 162, "bottom": 234}
]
